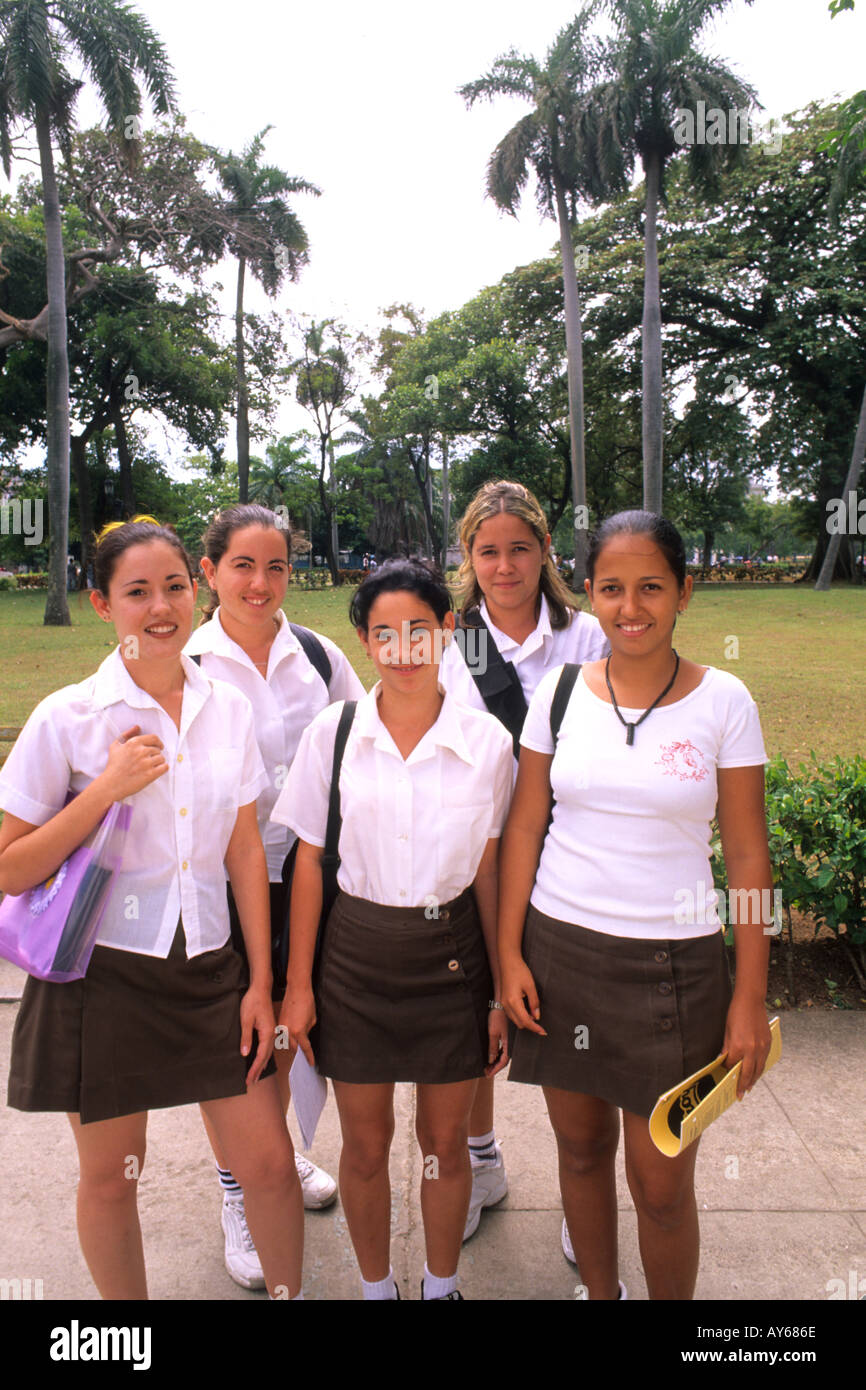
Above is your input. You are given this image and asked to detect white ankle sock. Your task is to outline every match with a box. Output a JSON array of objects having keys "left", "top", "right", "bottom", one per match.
[
  {"left": 422, "top": 1264, "right": 458, "bottom": 1300},
  {"left": 468, "top": 1129, "right": 497, "bottom": 1164},
  {"left": 361, "top": 1268, "right": 398, "bottom": 1300}
]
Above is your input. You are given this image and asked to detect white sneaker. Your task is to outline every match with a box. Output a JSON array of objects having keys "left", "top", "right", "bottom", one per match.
[
  {"left": 563, "top": 1219, "right": 627, "bottom": 1298},
  {"left": 462, "top": 1143, "right": 508, "bottom": 1241},
  {"left": 221, "top": 1194, "right": 265, "bottom": 1289},
  {"left": 295, "top": 1152, "right": 338, "bottom": 1210}
]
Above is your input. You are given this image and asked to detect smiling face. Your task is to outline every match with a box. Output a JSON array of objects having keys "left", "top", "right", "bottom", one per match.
[
  {"left": 585, "top": 532, "right": 692, "bottom": 657},
  {"left": 90, "top": 539, "right": 197, "bottom": 662},
  {"left": 199, "top": 524, "right": 291, "bottom": 635},
  {"left": 469, "top": 511, "right": 549, "bottom": 623},
  {"left": 357, "top": 589, "right": 455, "bottom": 695}
]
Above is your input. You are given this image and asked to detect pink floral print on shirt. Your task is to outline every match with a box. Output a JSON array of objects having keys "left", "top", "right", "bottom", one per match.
[{"left": 656, "top": 740, "right": 709, "bottom": 781}]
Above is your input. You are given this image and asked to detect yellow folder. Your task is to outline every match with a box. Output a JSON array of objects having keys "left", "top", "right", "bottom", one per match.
[{"left": 649, "top": 1017, "right": 782, "bottom": 1157}]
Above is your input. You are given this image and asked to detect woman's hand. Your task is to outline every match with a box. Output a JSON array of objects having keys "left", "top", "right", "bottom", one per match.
[
  {"left": 240, "top": 984, "right": 276, "bottom": 1086},
  {"left": 485, "top": 1007, "right": 509, "bottom": 1077},
  {"left": 279, "top": 985, "right": 317, "bottom": 1068},
  {"left": 99, "top": 725, "right": 168, "bottom": 801},
  {"left": 722, "top": 992, "right": 772, "bottom": 1099},
  {"left": 500, "top": 956, "right": 547, "bottom": 1036}
]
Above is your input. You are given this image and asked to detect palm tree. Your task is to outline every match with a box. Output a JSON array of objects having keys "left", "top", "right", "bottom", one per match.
[
  {"left": 460, "top": 5, "right": 623, "bottom": 584},
  {"left": 0, "top": 0, "right": 174, "bottom": 624},
  {"left": 213, "top": 129, "right": 319, "bottom": 504},
  {"left": 589, "top": 0, "right": 758, "bottom": 512},
  {"left": 292, "top": 319, "right": 355, "bottom": 584}
]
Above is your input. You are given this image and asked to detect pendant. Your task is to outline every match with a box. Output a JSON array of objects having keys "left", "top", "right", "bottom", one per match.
[{"left": 626, "top": 723, "right": 635, "bottom": 747}]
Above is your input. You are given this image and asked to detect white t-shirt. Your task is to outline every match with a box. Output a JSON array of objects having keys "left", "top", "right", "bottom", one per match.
[
  {"left": 439, "top": 595, "right": 609, "bottom": 721},
  {"left": 184, "top": 608, "right": 364, "bottom": 879},
  {"left": 271, "top": 684, "right": 514, "bottom": 907},
  {"left": 520, "top": 665, "right": 768, "bottom": 940},
  {"left": 0, "top": 648, "right": 268, "bottom": 957}
]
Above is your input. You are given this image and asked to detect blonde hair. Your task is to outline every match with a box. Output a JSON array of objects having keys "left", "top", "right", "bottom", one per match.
[{"left": 455, "top": 480, "right": 578, "bottom": 629}]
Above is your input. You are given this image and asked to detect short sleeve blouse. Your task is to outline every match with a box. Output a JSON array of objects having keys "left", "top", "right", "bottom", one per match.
[
  {"left": 271, "top": 685, "right": 514, "bottom": 907},
  {"left": 0, "top": 649, "right": 268, "bottom": 957}
]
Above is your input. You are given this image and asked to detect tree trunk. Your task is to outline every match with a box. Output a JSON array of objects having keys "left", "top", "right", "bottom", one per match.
[
  {"left": 641, "top": 150, "right": 664, "bottom": 516},
  {"left": 236, "top": 254, "right": 250, "bottom": 503},
  {"left": 702, "top": 529, "right": 713, "bottom": 570},
  {"left": 36, "top": 112, "right": 71, "bottom": 626},
  {"left": 112, "top": 407, "right": 135, "bottom": 516},
  {"left": 441, "top": 434, "right": 450, "bottom": 572},
  {"left": 328, "top": 438, "right": 340, "bottom": 570},
  {"left": 814, "top": 381, "right": 866, "bottom": 590},
  {"left": 553, "top": 173, "right": 588, "bottom": 588},
  {"left": 317, "top": 437, "right": 340, "bottom": 584},
  {"left": 71, "top": 433, "right": 96, "bottom": 588}
]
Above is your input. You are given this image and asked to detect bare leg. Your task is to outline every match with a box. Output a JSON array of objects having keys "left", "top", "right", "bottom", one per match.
[
  {"left": 543, "top": 1087, "right": 621, "bottom": 1300},
  {"left": 68, "top": 1111, "right": 149, "bottom": 1300},
  {"left": 201, "top": 1075, "right": 303, "bottom": 1298},
  {"left": 331, "top": 1081, "right": 395, "bottom": 1282},
  {"left": 622, "top": 1109, "right": 701, "bottom": 1300},
  {"left": 468, "top": 1074, "right": 494, "bottom": 1136},
  {"left": 416, "top": 1080, "right": 477, "bottom": 1278},
  {"left": 202, "top": 1034, "right": 292, "bottom": 1171}
]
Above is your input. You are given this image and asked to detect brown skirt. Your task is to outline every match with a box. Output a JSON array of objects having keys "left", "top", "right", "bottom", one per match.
[
  {"left": 312, "top": 890, "right": 492, "bottom": 1084},
  {"left": 7, "top": 922, "right": 275, "bottom": 1125},
  {"left": 507, "top": 905, "right": 732, "bottom": 1118}
]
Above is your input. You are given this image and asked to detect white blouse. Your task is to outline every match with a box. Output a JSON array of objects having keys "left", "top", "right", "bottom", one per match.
[
  {"left": 439, "top": 595, "right": 610, "bottom": 719},
  {"left": 520, "top": 665, "right": 768, "bottom": 940},
  {"left": 271, "top": 685, "right": 514, "bottom": 907},
  {"left": 184, "top": 608, "right": 364, "bottom": 879},
  {"left": 0, "top": 648, "right": 268, "bottom": 958}
]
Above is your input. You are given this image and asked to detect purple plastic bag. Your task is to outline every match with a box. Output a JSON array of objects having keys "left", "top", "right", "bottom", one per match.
[{"left": 0, "top": 802, "right": 132, "bottom": 982}]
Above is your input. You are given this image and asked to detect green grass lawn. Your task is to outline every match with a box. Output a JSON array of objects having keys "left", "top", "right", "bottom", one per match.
[{"left": 1, "top": 585, "right": 864, "bottom": 764}]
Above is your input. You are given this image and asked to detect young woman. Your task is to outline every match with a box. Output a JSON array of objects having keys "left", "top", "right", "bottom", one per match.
[
  {"left": 0, "top": 517, "right": 304, "bottom": 1299},
  {"left": 438, "top": 480, "right": 609, "bottom": 1238},
  {"left": 500, "top": 511, "right": 774, "bottom": 1299},
  {"left": 185, "top": 502, "right": 364, "bottom": 1289},
  {"left": 274, "top": 558, "right": 514, "bottom": 1299}
]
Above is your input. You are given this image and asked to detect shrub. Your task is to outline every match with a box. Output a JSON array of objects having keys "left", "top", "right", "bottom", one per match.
[
  {"left": 0, "top": 574, "right": 17, "bottom": 591},
  {"left": 13, "top": 572, "right": 48, "bottom": 589}
]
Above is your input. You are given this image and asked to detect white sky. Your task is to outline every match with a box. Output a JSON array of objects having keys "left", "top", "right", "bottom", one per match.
[{"left": 13, "top": 0, "right": 866, "bottom": 455}]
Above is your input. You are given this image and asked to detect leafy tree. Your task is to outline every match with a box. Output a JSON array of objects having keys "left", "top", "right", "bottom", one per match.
[
  {"left": 212, "top": 128, "right": 319, "bottom": 502},
  {"left": 0, "top": 0, "right": 174, "bottom": 624}
]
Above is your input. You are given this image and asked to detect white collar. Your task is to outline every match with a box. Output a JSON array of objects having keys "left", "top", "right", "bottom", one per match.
[
  {"left": 90, "top": 646, "right": 212, "bottom": 731},
  {"left": 479, "top": 593, "right": 553, "bottom": 657},
  {"left": 353, "top": 683, "right": 476, "bottom": 766},
  {"left": 184, "top": 605, "right": 301, "bottom": 670}
]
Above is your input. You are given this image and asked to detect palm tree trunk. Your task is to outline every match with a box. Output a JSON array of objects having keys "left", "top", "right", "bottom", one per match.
[
  {"left": 814, "top": 381, "right": 866, "bottom": 590},
  {"left": 441, "top": 434, "right": 450, "bottom": 572},
  {"left": 553, "top": 174, "right": 588, "bottom": 587},
  {"left": 236, "top": 254, "right": 250, "bottom": 503},
  {"left": 36, "top": 112, "right": 71, "bottom": 626},
  {"left": 642, "top": 150, "right": 664, "bottom": 516},
  {"left": 71, "top": 433, "right": 96, "bottom": 587}
]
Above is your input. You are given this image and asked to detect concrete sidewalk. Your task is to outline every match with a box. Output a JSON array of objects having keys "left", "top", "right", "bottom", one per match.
[{"left": 1, "top": 957, "right": 864, "bottom": 1302}]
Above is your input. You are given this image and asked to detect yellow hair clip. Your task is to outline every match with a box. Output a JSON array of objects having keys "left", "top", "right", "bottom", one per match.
[{"left": 95, "top": 514, "right": 162, "bottom": 545}]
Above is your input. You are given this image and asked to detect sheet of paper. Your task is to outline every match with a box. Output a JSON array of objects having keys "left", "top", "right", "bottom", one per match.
[{"left": 289, "top": 1051, "right": 328, "bottom": 1150}]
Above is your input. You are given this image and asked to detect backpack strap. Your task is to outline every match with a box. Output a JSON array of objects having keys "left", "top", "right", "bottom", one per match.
[
  {"left": 321, "top": 699, "right": 356, "bottom": 889},
  {"left": 289, "top": 623, "right": 332, "bottom": 690},
  {"left": 454, "top": 609, "right": 527, "bottom": 759},
  {"left": 550, "top": 663, "right": 580, "bottom": 743},
  {"left": 188, "top": 626, "right": 332, "bottom": 690}
]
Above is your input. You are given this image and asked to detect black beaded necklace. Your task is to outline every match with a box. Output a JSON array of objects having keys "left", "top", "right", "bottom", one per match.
[{"left": 604, "top": 650, "right": 680, "bottom": 746}]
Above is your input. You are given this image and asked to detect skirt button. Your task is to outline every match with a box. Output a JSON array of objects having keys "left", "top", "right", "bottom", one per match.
[
  {"left": 654, "top": 949, "right": 668, "bottom": 963},
  {"left": 212, "top": 972, "right": 223, "bottom": 983},
  {"left": 658, "top": 981, "right": 672, "bottom": 996},
  {"left": 660, "top": 1018, "right": 673, "bottom": 1032},
  {"left": 447, "top": 959, "right": 459, "bottom": 972}
]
